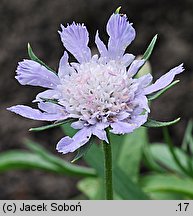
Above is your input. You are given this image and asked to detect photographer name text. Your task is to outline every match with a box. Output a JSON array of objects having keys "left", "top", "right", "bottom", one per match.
[{"left": 2, "top": 202, "right": 82, "bottom": 213}]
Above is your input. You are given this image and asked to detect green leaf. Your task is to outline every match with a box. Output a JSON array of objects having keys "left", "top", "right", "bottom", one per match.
[
  {"left": 115, "top": 6, "right": 121, "bottom": 14},
  {"left": 77, "top": 178, "right": 105, "bottom": 200},
  {"left": 118, "top": 127, "right": 148, "bottom": 182},
  {"left": 143, "top": 143, "right": 166, "bottom": 173},
  {"left": 147, "top": 80, "right": 180, "bottom": 101},
  {"left": 146, "top": 191, "right": 184, "bottom": 200},
  {"left": 108, "top": 133, "right": 125, "bottom": 163},
  {"left": 61, "top": 122, "right": 77, "bottom": 137},
  {"left": 40, "top": 97, "right": 59, "bottom": 104},
  {"left": 29, "top": 119, "right": 73, "bottom": 132},
  {"left": 84, "top": 143, "right": 104, "bottom": 176},
  {"left": 84, "top": 143, "right": 149, "bottom": 199},
  {"left": 142, "top": 35, "right": 158, "bottom": 61},
  {"left": 182, "top": 119, "right": 193, "bottom": 153},
  {"left": 71, "top": 139, "right": 94, "bottom": 163},
  {"left": 0, "top": 150, "right": 63, "bottom": 173},
  {"left": 141, "top": 174, "right": 193, "bottom": 198},
  {"left": 149, "top": 143, "right": 192, "bottom": 175},
  {"left": 144, "top": 118, "right": 180, "bottom": 128},
  {"left": 163, "top": 127, "right": 192, "bottom": 177},
  {"left": 113, "top": 166, "right": 149, "bottom": 199},
  {"left": 77, "top": 177, "right": 121, "bottom": 200},
  {"left": 25, "top": 140, "right": 97, "bottom": 177},
  {"left": 27, "top": 43, "right": 55, "bottom": 73}
]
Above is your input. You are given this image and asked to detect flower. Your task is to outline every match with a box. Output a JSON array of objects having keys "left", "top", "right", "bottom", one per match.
[{"left": 7, "top": 12, "right": 184, "bottom": 154}]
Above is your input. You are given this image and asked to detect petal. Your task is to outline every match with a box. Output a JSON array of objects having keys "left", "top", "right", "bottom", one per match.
[
  {"left": 117, "top": 111, "right": 130, "bottom": 121},
  {"left": 95, "top": 31, "right": 108, "bottom": 58},
  {"left": 34, "top": 89, "right": 60, "bottom": 102},
  {"left": 110, "top": 113, "right": 147, "bottom": 135},
  {"left": 106, "top": 13, "right": 136, "bottom": 59},
  {"left": 128, "top": 59, "right": 145, "bottom": 77},
  {"left": 7, "top": 105, "right": 67, "bottom": 121},
  {"left": 110, "top": 121, "right": 136, "bottom": 134},
  {"left": 56, "top": 127, "right": 92, "bottom": 154},
  {"left": 59, "top": 23, "right": 91, "bottom": 63},
  {"left": 92, "top": 127, "right": 108, "bottom": 143},
  {"left": 71, "top": 120, "right": 85, "bottom": 129},
  {"left": 144, "top": 64, "right": 184, "bottom": 95},
  {"left": 121, "top": 53, "right": 135, "bottom": 67},
  {"left": 37, "top": 102, "right": 65, "bottom": 114},
  {"left": 137, "top": 74, "right": 153, "bottom": 88},
  {"left": 91, "top": 123, "right": 109, "bottom": 143},
  {"left": 130, "top": 112, "right": 148, "bottom": 127},
  {"left": 58, "top": 51, "right": 75, "bottom": 79},
  {"left": 15, "top": 60, "right": 60, "bottom": 88}
]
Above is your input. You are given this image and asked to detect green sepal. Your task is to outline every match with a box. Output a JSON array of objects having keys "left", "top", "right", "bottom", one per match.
[
  {"left": 144, "top": 118, "right": 181, "bottom": 128},
  {"left": 29, "top": 119, "right": 73, "bottom": 132},
  {"left": 142, "top": 35, "right": 158, "bottom": 61},
  {"left": 27, "top": 43, "right": 55, "bottom": 73},
  {"left": 147, "top": 80, "right": 180, "bottom": 101},
  {"left": 115, "top": 6, "right": 121, "bottom": 14},
  {"left": 71, "top": 138, "right": 94, "bottom": 163},
  {"left": 40, "top": 97, "right": 59, "bottom": 104}
]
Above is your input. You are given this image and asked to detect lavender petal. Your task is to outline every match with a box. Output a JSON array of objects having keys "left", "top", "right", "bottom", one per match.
[
  {"left": 56, "top": 127, "right": 92, "bottom": 154},
  {"left": 106, "top": 13, "right": 136, "bottom": 59},
  {"left": 58, "top": 51, "right": 75, "bottom": 79},
  {"left": 59, "top": 23, "right": 91, "bottom": 63},
  {"left": 144, "top": 64, "right": 184, "bottom": 95},
  {"left": 34, "top": 89, "right": 60, "bottom": 102},
  {"left": 95, "top": 31, "right": 108, "bottom": 58},
  {"left": 7, "top": 105, "right": 67, "bottom": 121},
  {"left": 15, "top": 60, "right": 60, "bottom": 88},
  {"left": 128, "top": 59, "right": 145, "bottom": 77}
]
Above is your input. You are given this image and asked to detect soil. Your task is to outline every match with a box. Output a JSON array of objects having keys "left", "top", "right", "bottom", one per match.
[{"left": 0, "top": 0, "right": 193, "bottom": 199}]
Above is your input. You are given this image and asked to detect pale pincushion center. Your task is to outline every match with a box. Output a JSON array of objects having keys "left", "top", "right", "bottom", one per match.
[{"left": 58, "top": 61, "right": 136, "bottom": 120}]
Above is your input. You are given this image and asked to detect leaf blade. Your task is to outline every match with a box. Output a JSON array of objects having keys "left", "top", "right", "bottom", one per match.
[
  {"left": 84, "top": 143, "right": 149, "bottom": 199},
  {"left": 144, "top": 118, "right": 180, "bottom": 128},
  {"left": 29, "top": 119, "right": 73, "bottom": 132},
  {"left": 142, "top": 35, "right": 158, "bottom": 61},
  {"left": 118, "top": 127, "right": 148, "bottom": 182},
  {"left": 25, "top": 140, "right": 97, "bottom": 177},
  {"left": 72, "top": 139, "right": 94, "bottom": 163},
  {"left": 27, "top": 43, "right": 55, "bottom": 73},
  {"left": 141, "top": 174, "right": 193, "bottom": 198},
  {"left": 149, "top": 143, "right": 192, "bottom": 175}
]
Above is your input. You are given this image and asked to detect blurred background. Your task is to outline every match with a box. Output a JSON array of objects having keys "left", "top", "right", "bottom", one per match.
[{"left": 0, "top": 0, "right": 192, "bottom": 199}]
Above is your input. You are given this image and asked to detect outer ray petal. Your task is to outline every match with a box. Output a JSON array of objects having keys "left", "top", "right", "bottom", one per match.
[
  {"left": 34, "top": 89, "right": 60, "bottom": 102},
  {"left": 59, "top": 23, "right": 91, "bottom": 63},
  {"left": 95, "top": 31, "right": 108, "bottom": 58},
  {"left": 58, "top": 51, "right": 75, "bottom": 79},
  {"left": 15, "top": 60, "right": 60, "bottom": 88},
  {"left": 128, "top": 59, "right": 145, "bottom": 77},
  {"left": 110, "top": 121, "right": 136, "bottom": 134},
  {"left": 56, "top": 127, "right": 92, "bottom": 154},
  {"left": 106, "top": 13, "right": 136, "bottom": 59},
  {"left": 144, "top": 64, "right": 184, "bottom": 95},
  {"left": 110, "top": 113, "right": 147, "bottom": 134},
  {"left": 91, "top": 123, "right": 109, "bottom": 143},
  {"left": 7, "top": 104, "right": 68, "bottom": 121}
]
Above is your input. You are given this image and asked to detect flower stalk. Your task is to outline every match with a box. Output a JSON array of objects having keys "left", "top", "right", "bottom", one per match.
[{"left": 103, "top": 130, "right": 113, "bottom": 200}]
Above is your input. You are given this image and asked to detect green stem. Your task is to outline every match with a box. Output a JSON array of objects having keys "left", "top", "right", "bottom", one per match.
[{"left": 103, "top": 132, "right": 113, "bottom": 200}]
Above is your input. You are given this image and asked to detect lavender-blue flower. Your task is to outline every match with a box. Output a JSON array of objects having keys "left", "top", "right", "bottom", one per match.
[{"left": 7, "top": 12, "right": 184, "bottom": 154}]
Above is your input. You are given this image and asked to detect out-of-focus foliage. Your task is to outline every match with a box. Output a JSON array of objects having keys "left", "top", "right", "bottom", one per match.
[{"left": 0, "top": 120, "right": 193, "bottom": 199}]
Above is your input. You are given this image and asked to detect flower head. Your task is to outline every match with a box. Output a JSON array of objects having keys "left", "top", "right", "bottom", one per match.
[{"left": 8, "top": 11, "right": 184, "bottom": 154}]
